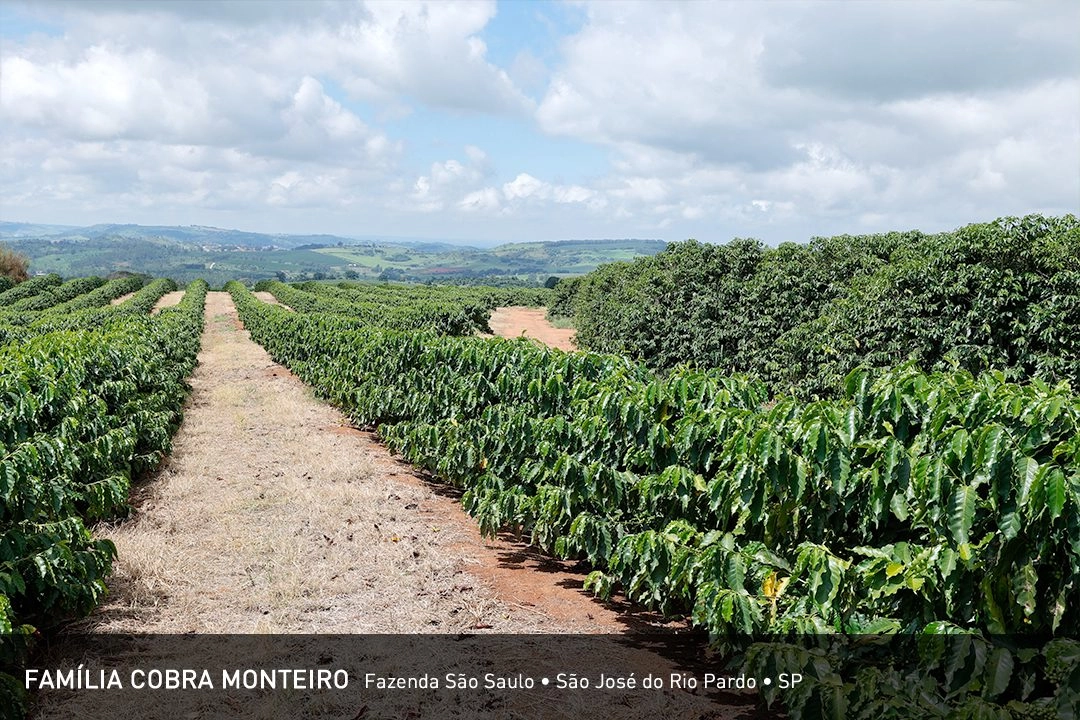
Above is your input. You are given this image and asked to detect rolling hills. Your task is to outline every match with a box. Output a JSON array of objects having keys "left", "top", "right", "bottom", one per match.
[{"left": 0, "top": 223, "right": 666, "bottom": 285}]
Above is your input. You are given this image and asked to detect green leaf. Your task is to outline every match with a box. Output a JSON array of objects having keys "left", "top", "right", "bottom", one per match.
[
  {"left": 983, "top": 647, "right": 1014, "bottom": 699},
  {"left": 1045, "top": 468, "right": 1066, "bottom": 520},
  {"left": 950, "top": 485, "right": 977, "bottom": 546},
  {"left": 998, "top": 510, "right": 1021, "bottom": 540},
  {"left": 938, "top": 546, "right": 958, "bottom": 581},
  {"left": 1017, "top": 457, "right": 1040, "bottom": 506},
  {"left": 975, "top": 425, "right": 1006, "bottom": 486}
]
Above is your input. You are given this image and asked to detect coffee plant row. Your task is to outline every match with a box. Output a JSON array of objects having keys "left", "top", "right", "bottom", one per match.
[
  {"left": 230, "top": 280, "right": 1079, "bottom": 718},
  {"left": 295, "top": 278, "right": 551, "bottom": 312},
  {"left": 1, "top": 278, "right": 206, "bottom": 711},
  {"left": 0, "top": 275, "right": 64, "bottom": 307},
  {"left": 552, "top": 215, "right": 1079, "bottom": 401},
  {"left": 257, "top": 279, "right": 550, "bottom": 336}
]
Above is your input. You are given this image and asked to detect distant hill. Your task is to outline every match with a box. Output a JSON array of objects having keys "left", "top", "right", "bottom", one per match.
[
  {"left": 0, "top": 222, "right": 80, "bottom": 237},
  {"left": 0, "top": 222, "right": 667, "bottom": 285},
  {"left": 0, "top": 222, "right": 364, "bottom": 250}
]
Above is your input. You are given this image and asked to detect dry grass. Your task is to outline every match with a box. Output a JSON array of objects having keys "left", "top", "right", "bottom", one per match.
[
  {"left": 34, "top": 292, "right": 747, "bottom": 720},
  {"left": 82, "top": 294, "right": 541, "bottom": 634},
  {"left": 0, "top": 243, "right": 30, "bottom": 283}
]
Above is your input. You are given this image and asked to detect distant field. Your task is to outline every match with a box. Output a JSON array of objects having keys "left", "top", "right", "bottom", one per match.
[
  {"left": 2, "top": 225, "right": 667, "bottom": 284},
  {"left": 313, "top": 238, "right": 666, "bottom": 279}
]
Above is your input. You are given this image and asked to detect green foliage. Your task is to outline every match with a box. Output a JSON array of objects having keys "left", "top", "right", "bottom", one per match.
[
  {"left": 44, "top": 276, "right": 146, "bottom": 316},
  {"left": 777, "top": 215, "right": 1080, "bottom": 398},
  {"left": 567, "top": 234, "right": 898, "bottom": 376},
  {"left": 547, "top": 276, "right": 583, "bottom": 320},
  {"left": 231, "top": 279, "right": 1080, "bottom": 717},
  {"left": 0, "top": 276, "right": 148, "bottom": 329},
  {"left": 0, "top": 279, "right": 205, "bottom": 714},
  {"left": 117, "top": 278, "right": 177, "bottom": 315},
  {"left": 0, "top": 274, "right": 61, "bottom": 307},
  {"left": 261, "top": 280, "right": 551, "bottom": 335},
  {"left": 6, "top": 276, "right": 105, "bottom": 312},
  {"left": 562, "top": 215, "right": 1079, "bottom": 399}
]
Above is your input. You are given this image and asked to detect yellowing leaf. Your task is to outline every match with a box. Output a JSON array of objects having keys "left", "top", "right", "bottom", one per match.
[{"left": 763, "top": 571, "right": 777, "bottom": 598}]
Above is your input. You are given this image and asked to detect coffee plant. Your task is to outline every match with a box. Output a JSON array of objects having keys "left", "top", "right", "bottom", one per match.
[
  {"left": 0, "top": 278, "right": 205, "bottom": 713},
  {"left": 559, "top": 215, "right": 1079, "bottom": 400},
  {"left": 229, "top": 278, "right": 1079, "bottom": 718}
]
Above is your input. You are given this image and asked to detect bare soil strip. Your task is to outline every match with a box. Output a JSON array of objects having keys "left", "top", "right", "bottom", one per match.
[
  {"left": 151, "top": 290, "right": 185, "bottom": 314},
  {"left": 82, "top": 292, "right": 579, "bottom": 633},
  {"left": 110, "top": 291, "right": 137, "bottom": 306},
  {"left": 488, "top": 306, "right": 576, "bottom": 350},
  {"left": 76, "top": 293, "right": 621, "bottom": 634},
  {"left": 36, "top": 293, "right": 746, "bottom": 718},
  {"left": 254, "top": 290, "right": 290, "bottom": 309}
]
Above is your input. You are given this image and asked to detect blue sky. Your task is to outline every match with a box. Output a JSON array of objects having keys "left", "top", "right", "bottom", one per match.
[{"left": 1, "top": 0, "right": 1077, "bottom": 245}]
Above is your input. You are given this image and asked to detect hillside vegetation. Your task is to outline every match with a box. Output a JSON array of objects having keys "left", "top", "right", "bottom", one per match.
[
  {"left": 0, "top": 245, "right": 30, "bottom": 288},
  {"left": 1, "top": 223, "right": 666, "bottom": 285},
  {"left": 1, "top": 278, "right": 206, "bottom": 711},
  {"left": 3, "top": 215, "right": 1078, "bottom": 718},
  {"left": 552, "top": 215, "right": 1080, "bottom": 398},
  {"left": 228, "top": 268, "right": 1079, "bottom": 719}
]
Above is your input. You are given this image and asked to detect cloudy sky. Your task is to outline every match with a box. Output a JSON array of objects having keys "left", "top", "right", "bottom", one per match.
[{"left": 1, "top": 1, "right": 1077, "bottom": 245}]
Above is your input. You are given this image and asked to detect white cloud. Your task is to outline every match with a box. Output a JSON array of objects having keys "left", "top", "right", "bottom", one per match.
[
  {"left": 274, "top": 76, "right": 399, "bottom": 167},
  {"left": 503, "top": 173, "right": 547, "bottom": 201},
  {"left": 529, "top": 0, "right": 1079, "bottom": 238},
  {"left": 409, "top": 147, "right": 493, "bottom": 212},
  {"left": 552, "top": 185, "right": 599, "bottom": 207},
  {"left": 298, "top": 1, "right": 533, "bottom": 116},
  {"left": 1, "top": 45, "right": 215, "bottom": 142},
  {"left": 459, "top": 187, "right": 501, "bottom": 213},
  {"left": 500, "top": 173, "right": 605, "bottom": 212},
  {"left": 0, "top": 0, "right": 526, "bottom": 228},
  {"left": 610, "top": 177, "right": 668, "bottom": 204},
  {"left": 0, "top": 0, "right": 1077, "bottom": 242}
]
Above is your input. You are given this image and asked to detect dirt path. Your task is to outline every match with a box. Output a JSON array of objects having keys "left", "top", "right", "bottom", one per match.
[
  {"left": 37, "top": 292, "right": 747, "bottom": 719},
  {"left": 254, "top": 290, "right": 290, "bottom": 308},
  {"left": 151, "top": 289, "right": 184, "bottom": 314},
  {"left": 82, "top": 292, "right": 611, "bottom": 633},
  {"left": 488, "top": 306, "right": 576, "bottom": 350},
  {"left": 110, "top": 291, "right": 137, "bottom": 306}
]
